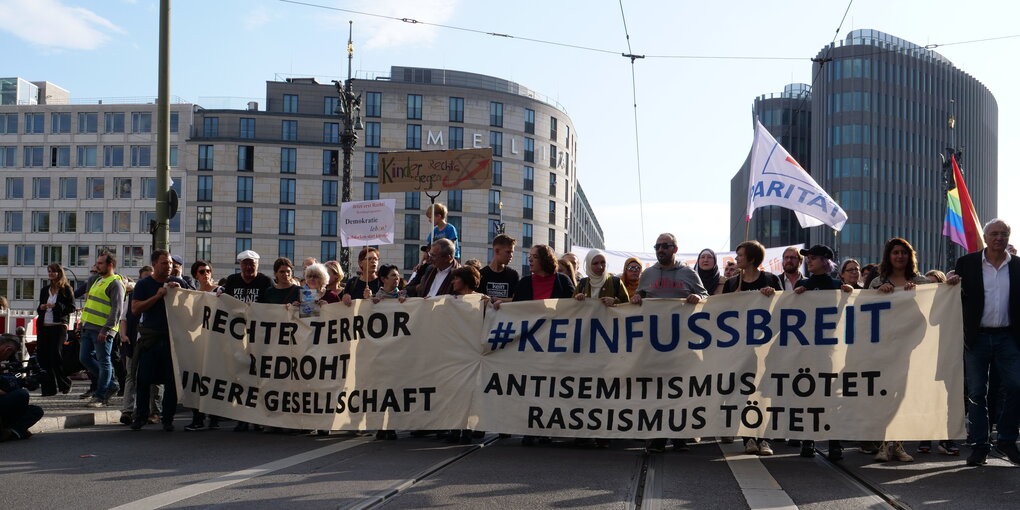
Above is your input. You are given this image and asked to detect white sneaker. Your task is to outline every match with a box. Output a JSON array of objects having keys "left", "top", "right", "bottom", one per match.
[
  {"left": 758, "top": 440, "right": 774, "bottom": 456},
  {"left": 85, "top": 397, "right": 107, "bottom": 408},
  {"left": 744, "top": 438, "right": 759, "bottom": 454}
]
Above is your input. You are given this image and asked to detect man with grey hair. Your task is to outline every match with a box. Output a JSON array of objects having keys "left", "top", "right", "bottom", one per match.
[
  {"left": 410, "top": 239, "right": 460, "bottom": 297},
  {"left": 949, "top": 218, "right": 1020, "bottom": 466}
]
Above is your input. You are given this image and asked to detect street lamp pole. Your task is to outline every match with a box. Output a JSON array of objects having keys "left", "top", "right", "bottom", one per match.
[{"left": 333, "top": 21, "right": 362, "bottom": 276}]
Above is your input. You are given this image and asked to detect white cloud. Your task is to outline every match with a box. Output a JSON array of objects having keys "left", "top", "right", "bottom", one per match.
[
  {"left": 319, "top": 0, "right": 459, "bottom": 50},
  {"left": 0, "top": 0, "right": 124, "bottom": 51},
  {"left": 243, "top": 5, "right": 271, "bottom": 31}
]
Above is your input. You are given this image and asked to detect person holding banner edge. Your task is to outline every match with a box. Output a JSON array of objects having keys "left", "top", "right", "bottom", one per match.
[
  {"left": 631, "top": 233, "right": 709, "bottom": 453},
  {"left": 948, "top": 218, "right": 1020, "bottom": 466}
]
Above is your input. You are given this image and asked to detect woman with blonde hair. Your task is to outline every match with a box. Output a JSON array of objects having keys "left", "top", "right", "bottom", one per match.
[{"left": 324, "top": 260, "right": 345, "bottom": 293}]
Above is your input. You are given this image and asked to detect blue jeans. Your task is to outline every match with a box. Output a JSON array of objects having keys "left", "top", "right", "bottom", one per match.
[
  {"left": 79, "top": 328, "right": 115, "bottom": 399},
  {"left": 965, "top": 331, "right": 1020, "bottom": 447}
]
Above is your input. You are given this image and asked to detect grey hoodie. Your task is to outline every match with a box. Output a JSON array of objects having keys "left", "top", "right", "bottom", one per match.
[{"left": 636, "top": 262, "right": 708, "bottom": 299}]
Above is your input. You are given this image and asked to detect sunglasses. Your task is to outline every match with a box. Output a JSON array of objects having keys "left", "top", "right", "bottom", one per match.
[
  {"left": 653, "top": 243, "right": 675, "bottom": 250},
  {"left": 197, "top": 268, "right": 211, "bottom": 274},
  {"left": 626, "top": 265, "right": 641, "bottom": 271}
]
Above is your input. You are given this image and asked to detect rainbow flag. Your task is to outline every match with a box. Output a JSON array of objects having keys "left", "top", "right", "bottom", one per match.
[{"left": 942, "top": 155, "right": 984, "bottom": 252}]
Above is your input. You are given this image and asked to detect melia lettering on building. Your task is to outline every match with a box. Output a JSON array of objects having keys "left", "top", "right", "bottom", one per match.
[{"left": 379, "top": 148, "right": 492, "bottom": 192}]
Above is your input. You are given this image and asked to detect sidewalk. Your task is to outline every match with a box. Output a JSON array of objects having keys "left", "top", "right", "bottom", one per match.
[{"left": 28, "top": 378, "right": 128, "bottom": 433}]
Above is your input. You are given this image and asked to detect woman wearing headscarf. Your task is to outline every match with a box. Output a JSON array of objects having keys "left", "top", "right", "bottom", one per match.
[
  {"left": 696, "top": 249, "right": 724, "bottom": 295},
  {"left": 621, "top": 257, "right": 643, "bottom": 298},
  {"left": 574, "top": 249, "right": 629, "bottom": 307}
]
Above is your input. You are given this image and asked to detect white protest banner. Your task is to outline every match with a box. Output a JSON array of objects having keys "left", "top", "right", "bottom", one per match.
[
  {"left": 476, "top": 285, "right": 964, "bottom": 440},
  {"left": 570, "top": 244, "right": 803, "bottom": 278},
  {"left": 166, "top": 290, "right": 483, "bottom": 431},
  {"left": 747, "top": 119, "right": 848, "bottom": 230},
  {"left": 341, "top": 199, "right": 395, "bottom": 247}
]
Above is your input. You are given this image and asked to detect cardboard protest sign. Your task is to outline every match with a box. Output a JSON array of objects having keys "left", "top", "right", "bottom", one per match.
[{"left": 379, "top": 148, "right": 492, "bottom": 192}]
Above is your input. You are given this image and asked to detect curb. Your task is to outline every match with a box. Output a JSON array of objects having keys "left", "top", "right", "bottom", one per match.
[{"left": 30, "top": 410, "right": 123, "bottom": 433}]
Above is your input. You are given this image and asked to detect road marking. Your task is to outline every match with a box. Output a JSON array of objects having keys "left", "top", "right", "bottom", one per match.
[
  {"left": 110, "top": 437, "right": 371, "bottom": 510},
  {"left": 719, "top": 441, "right": 798, "bottom": 510},
  {"left": 639, "top": 454, "right": 663, "bottom": 510}
]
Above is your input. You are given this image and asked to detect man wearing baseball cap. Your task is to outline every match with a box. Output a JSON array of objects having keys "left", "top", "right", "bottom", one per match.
[{"left": 223, "top": 250, "right": 272, "bottom": 303}]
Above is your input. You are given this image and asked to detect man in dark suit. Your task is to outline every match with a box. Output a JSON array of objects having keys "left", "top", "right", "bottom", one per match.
[
  {"left": 409, "top": 239, "right": 459, "bottom": 298},
  {"left": 950, "top": 218, "right": 1020, "bottom": 466}
]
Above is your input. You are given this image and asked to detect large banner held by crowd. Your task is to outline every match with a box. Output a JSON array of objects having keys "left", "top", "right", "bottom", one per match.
[{"left": 167, "top": 286, "right": 965, "bottom": 440}]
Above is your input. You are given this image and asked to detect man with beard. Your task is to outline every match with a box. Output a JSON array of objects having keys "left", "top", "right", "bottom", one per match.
[
  {"left": 630, "top": 233, "right": 708, "bottom": 453},
  {"left": 223, "top": 250, "right": 272, "bottom": 303},
  {"left": 779, "top": 246, "right": 804, "bottom": 291}
]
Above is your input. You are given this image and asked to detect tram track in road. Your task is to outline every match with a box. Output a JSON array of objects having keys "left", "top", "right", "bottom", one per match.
[{"left": 812, "top": 444, "right": 907, "bottom": 510}]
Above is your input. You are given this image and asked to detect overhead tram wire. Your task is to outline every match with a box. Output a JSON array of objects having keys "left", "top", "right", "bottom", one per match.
[{"left": 617, "top": 0, "right": 647, "bottom": 244}]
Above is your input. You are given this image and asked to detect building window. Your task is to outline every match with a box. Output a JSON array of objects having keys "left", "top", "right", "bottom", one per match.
[
  {"left": 449, "top": 97, "right": 464, "bottom": 122},
  {"left": 407, "top": 94, "right": 422, "bottom": 120},
  {"left": 78, "top": 112, "right": 97, "bottom": 133},
  {"left": 237, "top": 145, "right": 253, "bottom": 171},
  {"left": 281, "top": 120, "right": 297, "bottom": 141},
  {"left": 364, "top": 152, "right": 378, "bottom": 177},
  {"left": 130, "top": 145, "right": 151, "bottom": 167},
  {"left": 449, "top": 127, "right": 463, "bottom": 149},
  {"left": 279, "top": 240, "right": 295, "bottom": 261},
  {"left": 112, "top": 211, "right": 130, "bottom": 233},
  {"left": 76, "top": 146, "right": 96, "bottom": 167},
  {"left": 549, "top": 173, "right": 557, "bottom": 198},
  {"left": 170, "top": 112, "right": 179, "bottom": 133},
  {"left": 323, "top": 122, "right": 339, "bottom": 143},
  {"left": 195, "top": 238, "right": 212, "bottom": 263},
  {"left": 114, "top": 177, "right": 132, "bottom": 199},
  {"left": 239, "top": 117, "right": 256, "bottom": 138},
  {"left": 525, "top": 108, "right": 535, "bottom": 134},
  {"left": 490, "top": 131, "right": 502, "bottom": 157},
  {"left": 523, "top": 223, "right": 533, "bottom": 248},
  {"left": 58, "top": 211, "right": 76, "bottom": 233},
  {"left": 69, "top": 245, "right": 89, "bottom": 266},
  {"left": 105, "top": 112, "right": 125, "bottom": 133},
  {"left": 323, "top": 97, "right": 340, "bottom": 116},
  {"left": 365, "top": 122, "right": 380, "bottom": 147},
  {"left": 280, "top": 147, "right": 296, "bottom": 173},
  {"left": 131, "top": 112, "right": 152, "bottom": 133},
  {"left": 236, "top": 176, "right": 252, "bottom": 202},
  {"left": 85, "top": 211, "right": 103, "bottom": 233},
  {"left": 322, "top": 180, "right": 338, "bottom": 206},
  {"left": 236, "top": 207, "right": 252, "bottom": 233},
  {"left": 6, "top": 177, "right": 23, "bottom": 199},
  {"left": 42, "top": 245, "right": 62, "bottom": 266},
  {"left": 138, "top": 178, "right": 155, "bottom": 199},
  {"left": 202, "top": 117, "right": 218, "bottom": 137},
  {"left": 489, "top": 189, "right": 501, "bottom": 215},
  {"left": 550, "top": 117, "right": 558, "bottom": 141},
  {"left": 405, "top": 192, "right": 420, "bottom": 210},
  {"left": 280, "top": 178, "right": 296, "bottom": 204},
  {"left": 549, "top": 145, "right": 558, "bottom": 168},
  {"left": 59, "top": 177, "right": 77, "bottom": 199},
  {"left": 523, "top": 194, "right": 533, "bottom": 220},
  {"left": 235, "top": 238, "right": 252, "bottom": 256},
  {"left": 406, "top": 124, "right": 422, "bottom": 150},
  {"left": 5, "top": 211, "right": 21, "bottom": 232},
  {"left": 524, "top": 138, "right": 535, "bottom": 163},
  {"left": 365, "top": 92, "right": 382, "bottom": 117},
  {"left": 492, "top": 161, "right": 502, "bottom": 186},
  {"left": 86, "top": 177, "right": 104, "bottom": 199},
  {"left": 524, "top": 166, "right": 534, "bottom": 191},
  {"left": 403, "top": 245, "right": 418, "bottom": 270},
  {"left": 323, "top": 149, "right": 338, "bottom": 175},
  {"left": 0, "top": 246, "right": 7, "bottom": 265},
  {"left": 21, "top": 147, "right": 46, "bottom": 168},
  {"left": 51, "top": 112, "right": 71, "bottom": 133},
  {"left": 279, "top": 209, "right": 295, "bottom": 235},
  {"left": 549, "top": 200, "right": 556, "bottom": 225},
  {"left": 194, "top": 176, "right": 211, "bottom": 201},
  {"left": 103, "top": 145, "right": 124, "bottom": 167},
  {"left": 321, "top": 241, "right": 337, "bottom": 263},
  {"left": 32, "top": 177, "right": 50, "bottom": 199},
  {"left": 25, "top": 113, "right": 44, "bottom": 133},
  {"left": 0, "top": 113, "right": 16, "bottom": 134},
  {"left": 321, "top": 210, "right": 337, "bottom": 236},
  {"left": 171, "top": 146, "right": 179, "bottom": 167},
  {"left": 196, "top": 206, "right": 213, "bottom": 232},
  {"left": 0, "top": 146, "right": 15, "bottom": 167},
  {"left": 122, "top": 246, "right": 144, "bottom": 267},
  {"left": 364, "top": 182, "right": 379, "bottom": 200},
  {"left": 549, "top": 228, "right": 556, "bottom": 249},
  {"left": 48, "top": 146, "right": 68, "bottom": 167},
  {"left": 14, "top": 279, "right": 34, "bottom": 300},
  {"left": 404, "top": 214, "right": 419, "bottom": 240},
  {"left": 31, "top": 211, "right": 49, "bottom": 232},
  {"left": 490, "top": 102, "right": 503, "bottom": 127},
  {"left": 448, "top": 190, "right": 463, "bottom": 211},
  {"left": 282, "top": 94, "right": 298, "bottom": 113}
]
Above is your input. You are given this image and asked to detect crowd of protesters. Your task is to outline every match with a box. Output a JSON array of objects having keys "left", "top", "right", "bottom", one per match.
[{"left": 4, "top": 205, "right": 1019, "bottom": 470}]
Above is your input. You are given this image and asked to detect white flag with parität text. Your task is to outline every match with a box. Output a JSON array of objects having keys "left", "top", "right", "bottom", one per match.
[{"left": 747, "top": 120, "right": 848, "bottom": 230}]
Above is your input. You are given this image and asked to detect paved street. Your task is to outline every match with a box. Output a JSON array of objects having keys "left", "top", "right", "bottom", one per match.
[{"left": 3, "top": 402, "right": 1019, "bottom": 510}]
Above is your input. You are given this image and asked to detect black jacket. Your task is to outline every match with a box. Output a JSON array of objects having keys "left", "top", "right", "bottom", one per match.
[
  {"left": 955, "top": 250, "right": 1020, "bottom": 348},
  {"left": 38, "top": 284, "right": 76, "bottom": 325}
]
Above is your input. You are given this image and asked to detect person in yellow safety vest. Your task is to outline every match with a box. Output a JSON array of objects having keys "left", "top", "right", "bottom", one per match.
[{"left": 79, "top": 251, "right": 125, "bottom": 408}]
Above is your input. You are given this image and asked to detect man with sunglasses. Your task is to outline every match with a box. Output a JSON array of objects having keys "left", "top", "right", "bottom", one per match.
[{"left": 629, "top": 233, "right": 709, "bottom": 453}]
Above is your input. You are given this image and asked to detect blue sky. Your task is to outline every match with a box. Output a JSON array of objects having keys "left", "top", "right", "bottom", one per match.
[{"left": 3, "top": 0, "right": 1019, "bottom": 253}]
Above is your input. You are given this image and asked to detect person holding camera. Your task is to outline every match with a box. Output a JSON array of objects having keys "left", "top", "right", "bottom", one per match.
[{"left": 0, "top": 334, "right": 44, "bottom": 441}]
